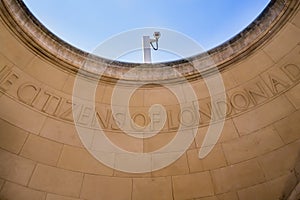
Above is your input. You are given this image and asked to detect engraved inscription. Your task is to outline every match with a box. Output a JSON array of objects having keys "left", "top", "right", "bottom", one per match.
[{"left": 0, "top": 63, "right": 299, "bottom": 132}]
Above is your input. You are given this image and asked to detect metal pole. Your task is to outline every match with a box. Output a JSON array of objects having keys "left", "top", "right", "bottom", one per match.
[{"left": 142, "top": 36, "right": 151, "bottom": 63}]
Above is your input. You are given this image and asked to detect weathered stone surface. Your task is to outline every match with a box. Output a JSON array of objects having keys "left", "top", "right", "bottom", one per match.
[
  {"left": 0, "top": 149, "right": 35, "bottom": 185},
  {"left": 21, "top": 134, "right": 63, "bottom": 166},
  {"left": 172, "top": 172, "right": 214, "bottom": 199},
  {"left": 187, "top": 144, "right": 227, "bottom": 173},
  {"left": 0, "top": 0, "right": 299, "bottom": 199},
  {"left": 29, "top": 164, "right": 83, "bottom": 198},
  {"left": 264, "top": 23, "right": 300, "bottom": 62},
  {"left": 0, "top": 95, "right": 46, "bottom": 134},
  {"left": 222, "top": 126, "right": 283, "bottom": 164},
  {"left": 0, "top": 182, "right": 46, "bottom": 200},
  {"left": 0, "top": 118, "right": 27, "bottom": 154},
  {"left": 232, "top": 96, "right": 295, "bottom": 134},
  {"left": 132, "top": 177, "right": 173, "bottom": 200},
  {"left": 81, "top": 174, "right": 132, "bottom": 200},
  {"left": 40, "top": 117, "right": 83, "bottom": 147},
  {"left": 211, "top": 160, "right": 265, "bottom": 194},
  {"left": 258, "top": 140, "right": 300, "bottom": 180},
  {"left": 274, "top": 110, "right": 300, "bottom": 144},
  {"left": 57, "top": 145, "right": 113, "bottom": 175}
]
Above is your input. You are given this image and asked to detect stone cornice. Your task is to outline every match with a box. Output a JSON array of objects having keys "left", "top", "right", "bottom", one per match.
[{"left": 0, "top": 0, "right": 299, "bottom": 83}]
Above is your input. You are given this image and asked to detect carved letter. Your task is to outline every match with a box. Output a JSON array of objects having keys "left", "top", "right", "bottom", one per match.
[
  {"left": 215, "top": 100, "right": 232, "bottom": 118},
  {"left": 281, "top": 64, "right": 300, "bottom": 81},
  {"left": 245, "top": 82, "right": 270, "bottom": 105},
  {"left": 96, "top": 108, "right": 111, "bottom": 129},
  {"left": 268, "top": 74, "right": 289, "bottom": 94},
  {"left": 17, "top": 83, "right": 40, "bottom": 105},
  {"left": 59, "top": 100, "right": 74, "bottom": 122},
  {"left": 77, "top": 106, "right": 93, "bottom": 126},
  {"left": 0, "top": 65, "right": 11, "bottom": 81},
  {"left": 167, "top": 110, "right": 179, "bottom": 130},
  {"left": 230, "top": 91, "right": 250, "bottom": 111},
  {"left": 0, "top": 71, "right": 19, "bottom": 92},
  {"left": 131, "top": 112, "right": 148, "bottom": 130},
  {"left": 178, "top": 107, "right": 197, "bottom": 127},
  {"left": 111, "top": 112, "right": 125, "bottom": 130},
  {"left": 42, "top": 91, "right": 62, "bottom": 115}
]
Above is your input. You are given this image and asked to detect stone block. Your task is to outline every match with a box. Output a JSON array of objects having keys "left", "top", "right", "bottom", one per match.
[
  {"left": 258, "top": 140, "right": 300, "bottom": 180},
  {"left": 237, "top": 183, "right": 272, "bottom": 200},
  {"left": 266, "top": 173, "right": 298, "bottom": 200},
  {"left": 232, "top": 96, "right": 295, "bottom": 134},
  {"left": 81, "top": 174, "right": 132, "bottom": 200},
  {"left": 40, "top": 117, "right": 83, "bottom": 147},
  {"left": 29, "top": 164, "right": 83, "bottom": 198},
  {"left": 195, "top": 119, "right": 239, "bottom": 148},
  {"left": 152, "top": 153, "right": 189, "bottom": 177},
  {"left": 132, "top": 177, "right": 172, "bottom": 200},
  {"left": 0, "top": 22, "right": 35, "bottom": 68},
  {"left": 57, "top": 145, "right": 113, "bottom": 176},
  {"left": 143, "top": 131, "right": 176, "bottom": 153},
  {"left": 187, "top": 144, "right": 227, "bottom": 173},
  {"left": 274, "top": 110, "right": 300, "bottom": 143},
  {"left": 23, "top": 57, "right": 69, "bottom": 91},
  {"left": 263, "top": 23, "right": 300, "bottom": 62},
  {"left": 230, "top": 51, "right": 274, "bottom": 84},
  {"left": 238, "top": 173, "right": 298, "bottom": 200},
  {"left": 0, "top": 118, "right": 27, "bottom": 153},
  {"left": 211, "top": 160, "right": 265, "bottom": 194},
  {"left": 0, "top": 149, "right": 35, "bottom": 185},
  {"left": 0, "top": 95, "right": 46, "bottom": 134},
  {"left": 21, "top": 134, "right": 63, "bottom": 166},
  {"left": 172, "top": 171, "right": 214, "bottom": 200},
  {"left": 222, "top": 126, "right": 283, "bottom": 164},
  {"left": 0, "top": 182, "right": 46, "bottom": 200}
]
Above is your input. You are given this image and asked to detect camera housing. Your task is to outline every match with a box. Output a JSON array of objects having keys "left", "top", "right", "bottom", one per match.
[{"left": 153, "top": 32, "right": 161, "bottom": 40}]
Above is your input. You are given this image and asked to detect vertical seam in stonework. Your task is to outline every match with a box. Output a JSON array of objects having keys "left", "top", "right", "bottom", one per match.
[
  {"left": 55, "top": 143, "right": 65, "bottom": 167},
  {"left": 185, "top": 151, "right": 191, "bottom": 174},
  {"left": 26, "top": 162, "right": 38, "bottom": 187},
  {"left": 272, "top": 123, "right": 287, "bottom": 145},
  {"left": 208, "top": 170, "right": 216, "bottom": 197},
  {"left": 37, "top": 116, "right": 48, "bottom": 136},
  {"left": 0, "top": 180, "right": 6, "bottom": 194},
  {"left": 235, "top": 191, "right": 241, "bottom": 200},
  {"left": 288, "top": 20, "right": 300, "bottom": 31},
  {"left": 17, "top": 131, "right": 29, "bottom": 155},
  {"left": 262, "top": 49, "right": 277, "bottom": 64},
  {"left": 61, "top": 74, "right": 71, "bottom": 95},
  {"left": 112, "top": 168, "right": 116, "bottom": 177},
  {"left": 170, "top": 176, "right": 175, "bottom": 200},
  {"left": 284, "top": 92, "right": 298, "bottom": 111},
  {"left": 220, "top": 144, "right": 230, "bottom": 166},
  {"left": 78, "top": 173, "right": 85, "bottom": 199},
  {"left": 42, "top": 191, "right": 47, "bottom": 200},
  {"left": 22, "top": 54, "right": 35, "bottom": 70},
  {"left": 130, "top": 178, "right": 133, "bottom": 200},
  {"left": 231, "top": 118, "right": 241, "bottom": 138},
  {"left": 256, "top": 158, "right": 268, "bottom": 183},
  {"left": 281, "top": 95, "right": 297, "bottom": 118}
]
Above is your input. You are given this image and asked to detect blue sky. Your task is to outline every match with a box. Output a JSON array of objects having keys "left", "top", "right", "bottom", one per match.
[{"left": 23, "top": 0, "right": 270, "bottom": 63}]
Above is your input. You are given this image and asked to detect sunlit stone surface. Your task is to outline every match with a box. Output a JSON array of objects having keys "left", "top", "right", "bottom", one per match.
[{"left": 0, "top": 0, "right": 300, "bottom": 199}]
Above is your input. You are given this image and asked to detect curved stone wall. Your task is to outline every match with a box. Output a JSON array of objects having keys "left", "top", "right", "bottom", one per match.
[{"left": 0, "top": 0, "right": 300, "bottom": 200}]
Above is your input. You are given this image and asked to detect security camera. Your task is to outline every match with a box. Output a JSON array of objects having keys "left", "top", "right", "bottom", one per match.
[{"left": 153, "top": 32, "right": 161, "bottom": 40}]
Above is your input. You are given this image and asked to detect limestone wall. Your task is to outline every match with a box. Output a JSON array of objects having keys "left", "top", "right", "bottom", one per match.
[{"left": 0, "top": 0, "right": 300, "bottom": 199}]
